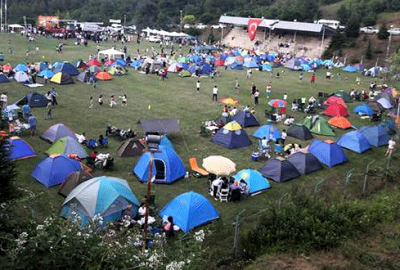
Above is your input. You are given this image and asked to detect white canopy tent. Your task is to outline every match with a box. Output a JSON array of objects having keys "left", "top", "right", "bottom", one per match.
[
  {"left": 8, "top": 24, "right": 24, "bottom": 32},
  {"left": 98, "top": 48, "right": 125, "bottom": 60}
]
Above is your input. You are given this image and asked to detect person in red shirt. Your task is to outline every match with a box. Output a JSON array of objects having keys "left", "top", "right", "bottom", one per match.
[{"left": 310, "top": 73, "right": 316, "bottom": 83}]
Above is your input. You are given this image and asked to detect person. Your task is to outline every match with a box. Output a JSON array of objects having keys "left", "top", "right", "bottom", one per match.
[
  {"left": 239, "top": 179, "right": 248, "bottom": 195},
  {"left": 284, "top": 116, "right": 295, "bottom": 125},
  {"left": 163, "top": 216, "right": 175, "bottom": 237},
  {"left": 22, "top": 104, "right": 31, "bottom": 120},
  {"left": 280, "top": 106, "right": 286, "bottom": 117},
  {"left": 76, "top": 132, "right": 87, "bottom": 145},
  {"left": 109, "top": 95, "right": 117, "bottom": 107},
  {"left": 8, "top": 121, "right": 15, "bottom": 135},
  {"left": 326, "top": 71, "right": 332, "bottom": 80},
  {"left": 212, "top": 177, "right": 223, "bottom": 200},
  {"left": 246, "top": 68, "right": 252, "bottom": 79},
  {"left": 291, "top": 100, "right": 298, "bottom": 111},
  {"left": 283, "top": 92, "right": 288, "bottom": 101},
  {"left": 28, "top": 114, "right": 37, "bottom": 136},
  {"left": 138, "top": 202, "right": 147, "bottom": 216},
  {"left": 91, "top": 151, "right": 98, "bottom": 159},
  {"left": 260, "top": 136, "right": 269, "bottom": 149},
  {"left": 235, "top": 78, "right": 239, "bottom": 92},
  {"left": 309, "top": 96, "right": 316, "bottom": 104},
  {"left": 0, "top": 92, "right": 7, "bottom": 109},
  {"left": 45, "top": 102, "right": 52, "bottom": 120},
  {"left": 243, "top": 105, "right": 250, "bottom": 112},
  {"left": 212, "top": 85, "right": 218, "bottom": 102},
  {"left": 98, "top": 95, "right": 104, "bottom": 106},
  {"left": 196, "top": 80, "right": 200, "bottom": 92},
  {"left": 281, "top": 129, "right": 287, "bottom": 145},
  {"left": 299, "top": 72, "right": 303, "bottom": 82},
  {"left": 310, "top": 73, "right": 316, "bottom": 84},
  {"left": 119, "top": 95, "right": 127, "bottom": 106},
  {"left": 266, "top": 82, "right": 272, "bottom": 98},
  {"left": 231, "top": 107, "right": 238, "bottom": 116},
  {"left": 385, "top": 138, "right": 396, "bottom": 157},
  {"left": 253, "top": 89, "right": 260, "bottom": 105},
  {"left": 276, "top": 72, "right": 280, "bottom": 79},
  {"left": 50, "top": 88, "right": 58, "bottom": 106},
  {"left": 98, "top": 134, "right": 106, "bottom": 146}
]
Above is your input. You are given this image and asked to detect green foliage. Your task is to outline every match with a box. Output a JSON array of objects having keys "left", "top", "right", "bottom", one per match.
[
  {"left": 349, "top": 58, "right": 360, "bottom": 64},
  {"left": 240, "top": 193, "right": 400, "bottom": 260},
  {"left": 365, "top": 40, "right": 373, "bottom": 60},
  {"left": 183, "top": 15, "right": 195, "bottom": 24},
  {"left": 378, "top": 24, "right": 390, "bottom": 40},
  {"left": 200, "top": 13, "right": 214, "bottom": 24},
  {"left": 0, "top": 140, "right": 19, "bottom": 203},
  {"left": 345, "top": 12, "right": 360, "bottom": 38},
  {"left": 362, "top": 13, "right": 377, "bottom": 27},
  {"left": 337, "top": 4, "right": 349, "bottom": 25}
]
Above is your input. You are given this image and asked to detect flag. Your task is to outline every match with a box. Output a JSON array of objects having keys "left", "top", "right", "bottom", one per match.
[{"left": 248, "top": 18, "right": 263, "bottom": 41}]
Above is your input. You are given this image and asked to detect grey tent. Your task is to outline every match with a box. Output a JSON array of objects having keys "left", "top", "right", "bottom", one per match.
[
  {"left": 258, "top": 158, "right": 301, "bottom": 183},
  {"left": 287, "top": 152, "right": 323, "bottom": 175},
  {"left": 58, "top": 170, "right": 93, "bottom": 197},
  {"left": 140, "top": 118, "right": 180, "bottom": 133},
  {"left": 14, "top": 92, "right": 48, "bottom": 107},
  {"left": 40, "top": 123, "right": 76, "bottom": 143},
  {"left": 215, "top": 114, "right": 232, "bottom": 125},
  {"left": 117, "top": 138, "right": 145, "bottom": 157},
  {"left": 287, "top": 125, "right": 313, "bottom": 140},
  {"left": 77, "top": 72, "right": 89, "bottom": 82}
]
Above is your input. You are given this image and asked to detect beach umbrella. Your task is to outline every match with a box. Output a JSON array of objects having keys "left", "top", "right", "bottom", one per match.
[
  {"left": 268, "top": 99, "right": 287, "bottom": 108},
  {"left": 202, "top": 156, "right": 236, "bottom": 176}
]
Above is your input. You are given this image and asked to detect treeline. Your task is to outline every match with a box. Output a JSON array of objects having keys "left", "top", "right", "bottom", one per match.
[{"left": 5, "top": 0, "right": 400, "bottom": 29}]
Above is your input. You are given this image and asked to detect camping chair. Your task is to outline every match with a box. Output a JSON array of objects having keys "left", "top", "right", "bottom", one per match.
[
  {"left": 218, "top": 188, "right": 229, "bottom": 202},
  {"left": 0, "top": 53, "right": 4, "bottom": 61},
  {"left": 189, "top": 157, "right": 209, "bottom": 178}
]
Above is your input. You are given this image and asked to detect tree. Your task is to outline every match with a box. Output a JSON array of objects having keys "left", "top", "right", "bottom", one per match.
[
  {"left": 183, "top": 15, "right": 195, "bottom": 24},
  {"left": 345, "top": 12, "right": 360, "bottom": 38},
  {"left": 337, "top": 4, "right": 349, "bottom": 25},
  {"left": 377, "top": 24, "right": 390, "bottom": 40},
  {"left": 200, "top": 13, "right": 214, "bottom": 24},
  {"left": 362, "top": 13, "right": 377, "bottom": 27},
  {"left": 0, "top": 140, "right": 19, "bottom": 203},
  {"left": 365, "top": 40, "right": 373, "bottom": 60}
]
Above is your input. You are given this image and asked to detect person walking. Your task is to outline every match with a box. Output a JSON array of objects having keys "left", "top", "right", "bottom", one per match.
[
  {"left": 310, "top": 73, "right": 316, "bottom": 84},
  {"left": 266, "top": 82, "right": 272, "bottom": 98},
  {"left": 109, "top": 95, "right": 117, "bottom": 107},
  {"left": 50, "top": 87, "right": 58, "bottom": 105},
  {"left": 89, "top": 96, "right": 93, "bottom": 109},
  {"left": 253, "top": 89, "right": 260, "bottom": 105},
  {"left": 98, "top": 95, "right": 103, "bottom": 106},
  {"left": 234, "top": 78, "right": 240, "bottom": 92},
  {"left": 212, "top": 85, "right": 218, "bottom": 102},
  {"left": 196, "top": 80, "right": 201, "bottom": 92},
  {"left": 28, "top": 114, "right": 37, "bottom": 136},
  {"left": 385, "top": 138, "right": 396, "bottom": 157}
]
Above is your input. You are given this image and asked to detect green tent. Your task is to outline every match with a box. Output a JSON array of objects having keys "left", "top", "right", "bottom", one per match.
[
  {"left": 298, "top": 116, "right": 335, "bottom": 136},
  {"left": 46, "top": 136, "right": 88, "bottom": 158},
  {"left": 332, "top": 91, "right": 352, "bottom": 103},
  {"left": 180, "top": 70, "right": 191, "bottom": 77},
  {"left": 298, "top": 116, "right": 312, "bottom": 129}
]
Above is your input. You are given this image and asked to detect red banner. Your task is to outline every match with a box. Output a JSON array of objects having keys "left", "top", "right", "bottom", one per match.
[{"left": 248, "top": 18, "right": 263, "bottom": 41}]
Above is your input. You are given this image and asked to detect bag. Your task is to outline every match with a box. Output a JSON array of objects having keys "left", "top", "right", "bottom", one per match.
[{"left": 87, "top": 138, "right": 98, "bottom": 148}]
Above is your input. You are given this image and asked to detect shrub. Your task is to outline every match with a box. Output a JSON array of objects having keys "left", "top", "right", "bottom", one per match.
[{"left": 350, "top": 58, "right": 360, "bottom": 64}]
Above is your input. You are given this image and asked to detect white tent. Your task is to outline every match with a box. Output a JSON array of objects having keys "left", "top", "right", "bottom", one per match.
[
  {"left": 14, "top": 71, "right": 30, "bottom": 83},
  {"left": 98, "top": 48, "right": 125, "bottom": 60}
]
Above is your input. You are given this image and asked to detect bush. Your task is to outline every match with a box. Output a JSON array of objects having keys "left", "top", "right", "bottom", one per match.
[
  {"left": 349, "top": 58, "right": 360, "bottom": 64},
  {"left": 378, "top": 24, "right": 390, "bottom": 40}
]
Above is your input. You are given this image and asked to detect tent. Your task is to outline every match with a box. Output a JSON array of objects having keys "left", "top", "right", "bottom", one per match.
[
  {"left": 353, "top": 104, "right": 374, "bottom": 116},
  {"left": 261, "top": 64, "right": 272, "bottom": 71},
  {"left": 14, "top": 92, "right": 48, "bottom": 107},
  {"left": 336, "top": 131, "right": 372, "bottom": 153},
  {"left": 14, "top": 71, "right": 30, "bottom": 83},
  {"left": 324, "top": 103, "right": 349, "bottom": 117},
  {"left": 243, "top": 59, "right": 259, "bottom": 68},
  {"left": 160, "top": 135, "right": 175, "bottom": 150},
  {"left": 328, "top": 116, "right": 352, "bottom": 129},
  {"left": 324, "top": 96, "right": 347, "bottom": 108},
  {"left": 259, "top": 158, "right": 301, "bottom": 183},
  {"left": 50, "top": 72, "right": 74, "bottom": 85},
  {"left": 89, "top": 65, "right": 101, "bottom": 73},
  {"left": 58, "top": 170, "right": 93, "bottom": 197},
  {"left": 379, "top": 119, "right": 397, "bottom": 135},
  {"left": 54, "top": 62, "right": 79, "bottom": 76},
  {"left": 215, "top": 114, "right": 232, "bottom": 125},
  {"left": 367, "top": 101, "right": 384, "bottom": 112},
  {"left": 13, "top": 63, "right": 28, "bottom": 72},
  {"left": 96, "top": 72, "right": 112, "bottom": 81},
  {"left": 133, "top": 145, "right": 186, "bottom": 184},
  {"left": 302, "top": 116, "right": 335, "bottom": 136},
  {"left": 287, "top": 152, "right": 323, "bottom": 175},
  {"left": 253, "top": 124, "right": 281, "bottom": 140},
  {"left": 377, "top": 98, "right": 392, "bottom": 109},
  {"left": 212, "top": 121, "right": 252, "bottom": 149},
  {"left": 343, "top": 65, "right": 357, "bottom": 72},
  {"left": 117, "top": 138, "right": 145, "bottom": 157},
  {"left": 35, "top": 62, "right": 48, "bottom": 72},
  {"left": 37, "top": 70, "right": 55, "bottom": 78},
  {"left": 308, "top": 140, "right": 348, "bottom": 167},
  {"left": 359, "top": 125, "right": 390, "bottom": 147},
  {"left": 98, "top": 48, "right": 126, "bottom": 60},
  {"left": 232, "top": 111, "right": 260, "bottom": 127},
  {"left": 287, "top": 125, "right": 313, "bottom": 140},
  {"left": 60, "top": 176, "right": 139, "bottom": 226},
  {"left": 233, "top": 169, "right": 271, "bottom": 195},
  {"left": 77, "top": 72, "right": 90, "bottom": 82},
  {"left": 31, "top": 154, "right": 83, "bottom": 187},
  {"left": 46, "top": 136, "right": 88, "bottom": 158},
  {"left": 158, "top": 191, "right": 219, "bottom": 233},
  {"left": 75, "top": 60, "right": 88, "bottom": 69},
  {"left": 87, "top": 59, "right": 102, "bottom": 67},
  {"left": 0, "top": 73, "right": 9, "bottom": 83},
  {"left": 6, "top": 136, "right": 36, "bottom": 160},
  {"left": 179, "top": 70, "right": 191, "bottom": 77},
  {"left": 41, "top": 123, "right": 76, "bottom": 143},
  {"left": 284, "top": 58, "right": 301, "bottom": 70},
  {"left": 332, "top": 91, "right": 352, "bottom": 103}
]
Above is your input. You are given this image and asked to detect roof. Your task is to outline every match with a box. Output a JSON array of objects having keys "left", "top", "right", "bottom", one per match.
[
  {"left": 219, "top": 16, "right": 278, "bottom": 28},
  {"left": 140, "top": 118, "right": 180, "bottom": 133}
]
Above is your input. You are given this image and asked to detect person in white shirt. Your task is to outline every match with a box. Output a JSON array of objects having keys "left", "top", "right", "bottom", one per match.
[
  {"left": 212, "top": 177, "right": 223, "bottom": 199},
  {"left": 212, "top": 85, "right": 218, "bottom": 102},
  {"left": 196, "top": 80, "right": 200, "bottom": 92},
  {"left": 385, "top": 138, "right": 396, "bottom": 157},
  {"left": 284, "top": 116, "right": 295, "bottom": 126},
  {"left": 309, "top": 96, "right": 316, "bottom": 104},
  {"left": 0, "top": 92, "right": 7, "bottom": 109},
  {"left": 283, "top": 93, "right": 288, "bottom": 100},
  {"left": 231, "top": 107, "right": 238, "bottom": 115}
]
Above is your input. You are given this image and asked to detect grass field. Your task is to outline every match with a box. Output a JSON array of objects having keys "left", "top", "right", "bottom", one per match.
[{"left": 1, "top": 33, "right": 398, "bottom": 267}]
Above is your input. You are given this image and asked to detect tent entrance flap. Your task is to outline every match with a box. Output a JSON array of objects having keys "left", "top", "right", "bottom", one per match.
[{"left": 154, "top": 159, "right": 166, "bottom": 180}]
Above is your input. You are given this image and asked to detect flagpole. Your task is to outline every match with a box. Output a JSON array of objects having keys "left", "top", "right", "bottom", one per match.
[{"left": 1, "top": 0, "right": 3, "bottom": 33}]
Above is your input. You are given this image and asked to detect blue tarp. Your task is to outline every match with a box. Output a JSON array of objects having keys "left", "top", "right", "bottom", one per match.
[
  {"left": 353, "top": 104, "right": 374, "bottom": 116},
  {"left": 233, "top": 169, "right": 270, "bottom": 195},
  {"left": 343, "top": 65, "right": 357, "bottom": 73},
  {"left": 359, "top": 125, "right": 390, "bottom": 147},
  {"left": 308, "top": 140, "right": 348, "bottom": 167},
  {"left": 336, "top": 131, "right": 372, "bottom": 153},
  {"left": 38, "top": 70, "right": 55, "bottom": 78},
  {"left": 159, "top": 191, "right": 219, "bottom": 233}
]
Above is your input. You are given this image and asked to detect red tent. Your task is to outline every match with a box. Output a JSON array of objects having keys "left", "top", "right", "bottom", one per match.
[
  {"left": 87, "top": 59, "right": 102, "bottom": 67},
  {"left": 324, "top": 96, "right": 347, "bottom": 108},
  {"left": 215, "top": 59, "right": 225, "bottom": 66},
  {"left": 104, "top": 59, "right": 115, "bottom": 66},
  {"left": 324, "top": 103, "right": 349, "bottom": 117}
]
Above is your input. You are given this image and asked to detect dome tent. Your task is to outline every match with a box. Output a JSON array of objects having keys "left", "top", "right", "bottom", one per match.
[
  {"left": 14, "top": 92, "right": 48, "bottom": 107},
  {"left": 41, "top": 123, "right": 76, "bottom": 143},
  {"left": 133, "top": 145, "right": 186, "bottom": 184},
  {"left": 336, "top": 130, "right": 372, "bottom": 153},
  {"left": 287, "top": 152, "right": 323, "bottom": 175},
  {"left": 258, "top": 158, "right": 301, "bottom": 183},
  {"left": 5, "top": 136, "right": 36, "bottom": 161},
  {"left": 232, "top": 111, "right": 260, "bottom": 127},
  {"left": 308, "top": 140, "right": 348, "bottom": 167},
  {"left": 233, "top": 169, "right": 271, "bottom": 195},
  {"left": 212, "top": 121, "right": 252, "bottom": 149}
]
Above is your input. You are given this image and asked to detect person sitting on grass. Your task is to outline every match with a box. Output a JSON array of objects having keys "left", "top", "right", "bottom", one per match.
[{"left": 163, "top": 216, "right": 175, "bottom": 237}]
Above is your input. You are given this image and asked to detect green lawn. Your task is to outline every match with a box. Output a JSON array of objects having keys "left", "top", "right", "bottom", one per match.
[{"left": 0, "top": 33, "right": 396, "bottom": 264}]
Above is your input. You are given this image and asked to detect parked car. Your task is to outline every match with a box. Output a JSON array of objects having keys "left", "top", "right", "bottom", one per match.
[
  {"left": 147, "top": 36, "right": 161, "bottom": 43},
  {"left": 211, "top": 24, "right": 226, "bottom": 29},
  {"left": 184, "top": 24, "right": 193, "bottom": 29},
  {"left": 360, "top": 26, "right": 379, "bottom": 34},
  {"left": 195, "top": 23, "right": 207, "bottom": 30},
  {"left": 388, "top": 28, "right": 400, "bottom": 35}
]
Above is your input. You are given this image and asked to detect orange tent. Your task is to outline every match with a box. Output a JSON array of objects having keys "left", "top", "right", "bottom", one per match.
[
  {"left": 328, "top": 117, "right": 352, "bottom": 129},
  {"left": 2, "top": 64, "right": 12, "bottom": 73},
  {"left": 87, "top": 59, "right": 102, "bottom": 67},
  {"left": 324, "top": 96, "right": 347, "bottom": 108},
  {"left": 220, "top": 98, "right": 239, "bottom": 105},
  {"left": 95, "top": 72, "right": 112, "bottom": 81}
]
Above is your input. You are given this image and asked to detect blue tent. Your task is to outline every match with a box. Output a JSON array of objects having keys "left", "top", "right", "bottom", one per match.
[
  {"left": 232, "top": 111, "right": 260, "bottom": 127},
  {"left": 159, "top": 191, "right": 219, "bottom": 233},
  {"left": 0, "top": 73, "right": 9, "bottom": 83},
  {"left": 227, "top": 63, "right": 243, "bottom": 70},
  {"left": 200, "top": 62, "right": 212, "bottom": 74},
  {"left": 46, "top": 136, "right": 88, "bottom": 158},
  {"left": 285, "top": 59, "right": 301, "bottom": 70},
  {"left": 133, "top": 145, "right": 186, "bottom": 184},
  {"left": 31, "top": 154, "right": 82, "bottom": 187},
  {"left": 177, "top": 62, "right": 189, "bottom": 70},
  {"left": 301, "top": 64, "right": 311, "bottom": 71},
  {"left": 212, "top": 121, "right": 252, "bottom": 149},
  {"left": 13, "top": 63, "right": 28, "bottom": 72},
  {"left": 160, "top": 135, "right": 174, "bottom": 150},
  {"left": 261, "top": 64, "right": 272, "bottom": 71},
  {"left": 336, "top": 131, "right": 372, "bottom": 153},
  {"left": 308, "top": 140, "right": 348, "bottom": 167},
  {"left": 60, "top": 176, "right": 140, "bottom": 227},
  {"left": 267, "top": 54, "right": 276, "bottom": 62},
  {"left": 233, "top": 169, "right": 271, "bottom": 195},
  {"left": 379, "top": 119, "right": 397, "bottom": 135},
  {"left": 38, "top": 70, "right": 55, "bottom": 78},
  {"left": 259, "top": 158, "right": 301, "bottom": 183},
  {"left": 243, "top": 59, "right": 259, "bottom": 68},
  {"left": 287, "top": 152, "right": 323, "bottom": 175},
  {"left": 54, "top": 62, "right": 79, "bottom": 76},
  {"left": 322, "top": 60, "right": 334, "bottom": 67},
  {"left": 6, "top": 136, "right": 36, "bottom": 160},
  {"left": 253, "top": 124, "right": 281, "bottom": 140},
  {"left": 343, "top": 65, "right": 357, "bottom": 73},
  {"left": 359, "top": 125, "right": 390, "bottom": 147},
  {"left": 115, "top": 59, "right": 126, "bottom": 67},
  {"left": 36, "top": 62, "right": 48, "bottom": 71},
  {"left": 353, "top": 104, "right": 374, "bottom": 116},
  {"left": 130, "top": 60, "right": 142, "bottom": 69}
]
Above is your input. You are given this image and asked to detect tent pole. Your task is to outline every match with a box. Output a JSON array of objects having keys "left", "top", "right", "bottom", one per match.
[{"left": 142, "top": 150, "right": 154, "bottom": 253}]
